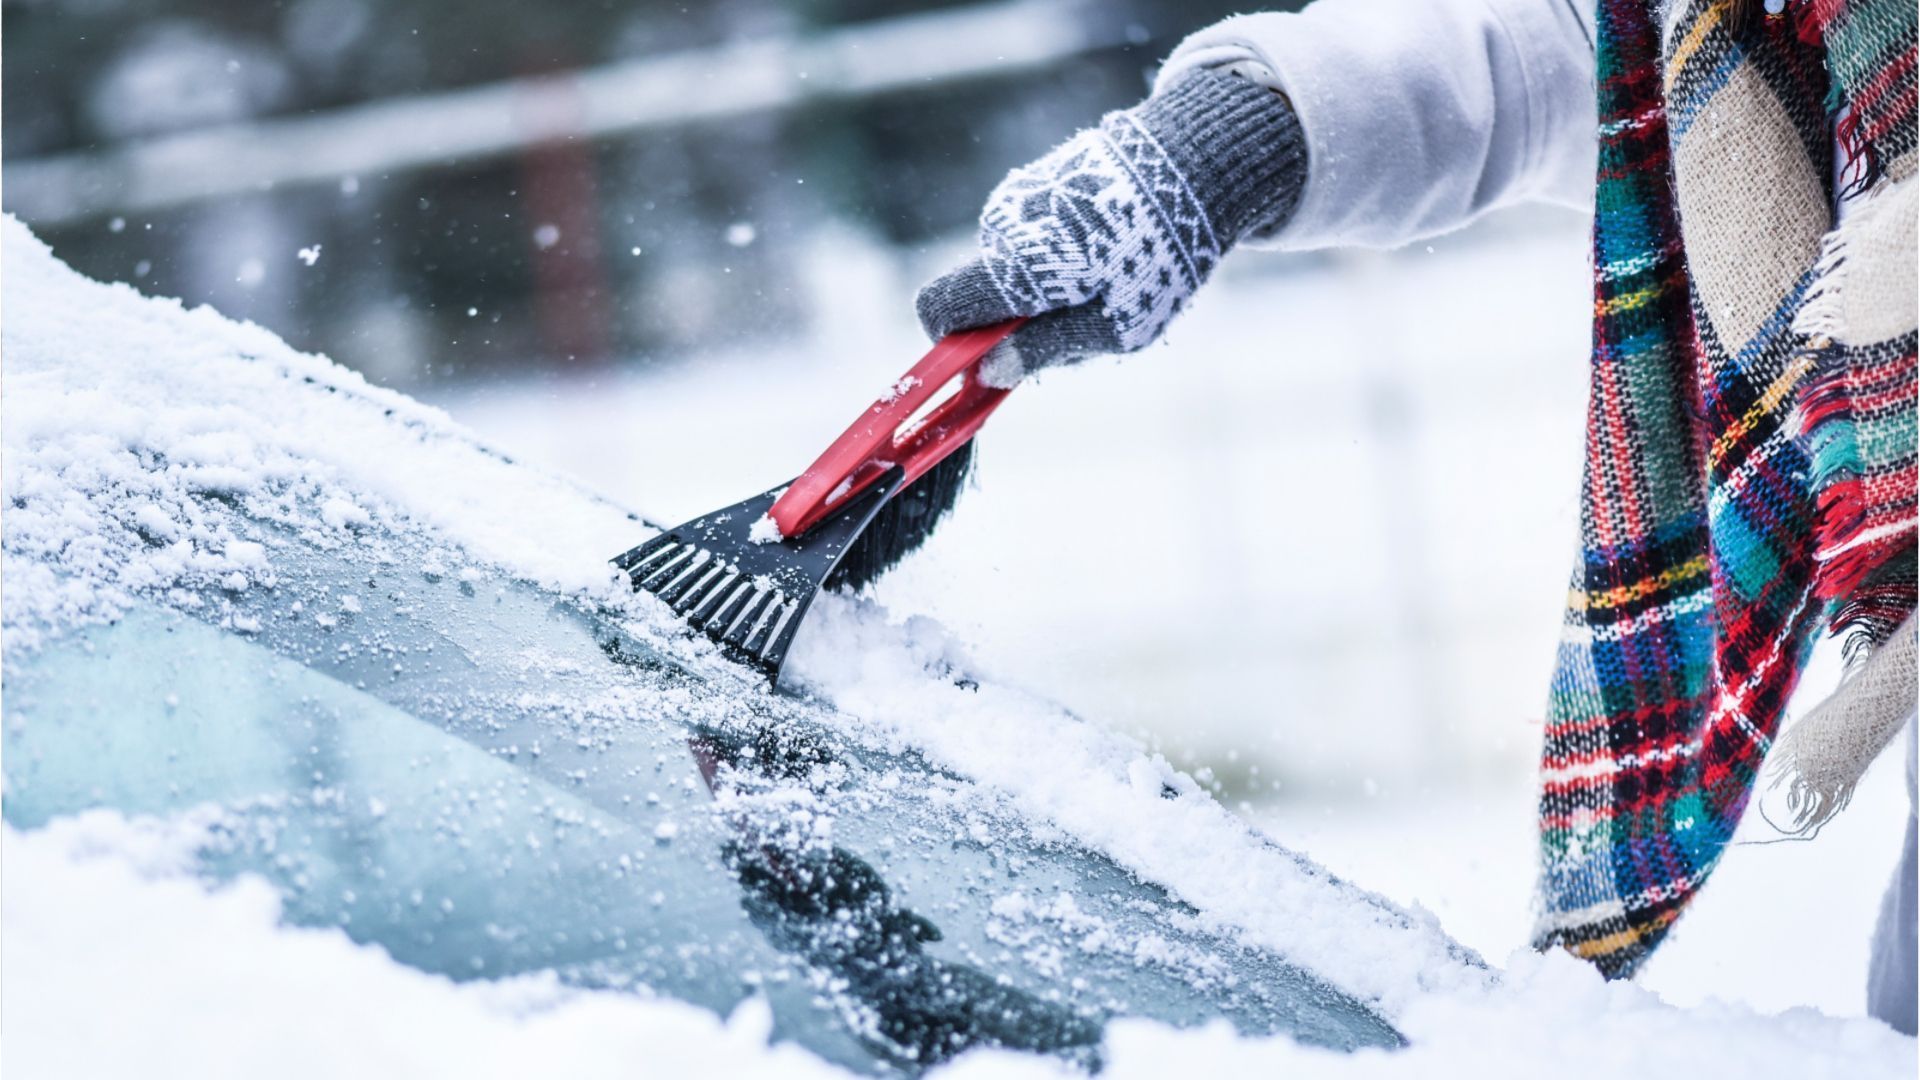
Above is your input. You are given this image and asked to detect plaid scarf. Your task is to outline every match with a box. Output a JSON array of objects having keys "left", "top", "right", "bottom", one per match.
[{"left": 1534, "top": 0, "right": 1917, "bottom": 978}]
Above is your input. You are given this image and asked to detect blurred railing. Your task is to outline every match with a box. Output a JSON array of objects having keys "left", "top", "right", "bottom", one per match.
[{"left": 7, "top": 0, "right": 1130, "bottom": 226}]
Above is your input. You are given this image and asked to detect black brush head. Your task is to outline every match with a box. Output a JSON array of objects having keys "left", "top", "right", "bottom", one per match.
[
  {"left": 824, "top": 439, "right": 974, "bottom": 594},
  {"left": 612, "top": 442, "right": 977, "bottom": 686}
]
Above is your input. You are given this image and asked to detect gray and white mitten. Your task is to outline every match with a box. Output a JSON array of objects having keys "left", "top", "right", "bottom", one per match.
[{"left": 916, "top": 67, "right": 1307, "bottom": 382}]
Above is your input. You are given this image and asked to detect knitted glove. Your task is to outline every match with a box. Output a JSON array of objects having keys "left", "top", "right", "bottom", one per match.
[{"left": 916, "top": 67, "right": 1307, "bottom": 382}]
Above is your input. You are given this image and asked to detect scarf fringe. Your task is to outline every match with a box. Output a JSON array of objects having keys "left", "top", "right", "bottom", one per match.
[
  {"left": 1791, "top": 192, "right": 1918, "bottom": 612},
  {"left": 1833, "top": 569, "right": 1920, "bottom": 662},
  {"left": 1765, "top": 612, "right": 1917, "bottom": 835},
  {"left": 1791, "top": 227, "right": 1852, "bottom": 342}
]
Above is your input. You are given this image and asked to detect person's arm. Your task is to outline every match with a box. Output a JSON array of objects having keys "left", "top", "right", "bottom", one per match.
[
  {"left": 917, "top": 0, "right": 1597, "bottom": 378},
  {"left": 1163, "top": 0, "right": 1596, "bottom": 251}
]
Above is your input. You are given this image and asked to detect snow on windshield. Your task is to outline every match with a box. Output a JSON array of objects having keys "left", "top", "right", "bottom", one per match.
[
  {"left": 5, "top": 215, "right": 1912, "bottom": 1077},
  {"left": 1, "top": 216, "right": 642, "bottom": 655},
  {"left": 1, "top": 213, "right": 1468, "bottom": 1011},
  {"left": 10, "top": 812, "right": 1911, "bottom": 1079}
]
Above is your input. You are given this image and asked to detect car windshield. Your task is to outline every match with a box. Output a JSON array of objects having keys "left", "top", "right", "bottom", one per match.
[{"left": 3, "top": 526, "right": 1400, "bottom": 1071}]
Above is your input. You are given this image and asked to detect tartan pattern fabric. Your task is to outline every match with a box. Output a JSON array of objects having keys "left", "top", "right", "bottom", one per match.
[
  {"left": 1800, "top": 326, "right": 1919, "bottom": 625},
  {"left": 1534, "top": 0, "right": 1918, "bottom": 978},
  {"left": 1809, "top": 0, "right": 1919, "bottom": 194},
  {"left": 1800, "top": 0, "right": 1920, "bottom": 640}
]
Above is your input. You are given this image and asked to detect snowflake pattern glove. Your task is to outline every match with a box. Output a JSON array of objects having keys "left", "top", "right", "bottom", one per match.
[{"left": 916, "top": 67, "right": 1307, "bottom": 383}]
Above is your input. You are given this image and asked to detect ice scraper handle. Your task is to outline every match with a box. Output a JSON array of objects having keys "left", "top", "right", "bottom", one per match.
[{"left": 768, "top": 318, "right": 1026, "bottom": 540}]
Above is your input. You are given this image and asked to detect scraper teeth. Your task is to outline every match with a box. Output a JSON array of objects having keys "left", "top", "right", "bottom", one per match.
[
  {"left": 675, "top": 564, "right": 735, "bottom": 614},
  {"left": 741, "top": 600, "right": 780, "bottom": 656},
  {"left": 636, "top": 545, "right": 696, "bottom": 591},
  {"left": 692, "top": 577, "right": 753, "bottom": 634},
  {"left": 655, "top": 549, "right": 716, "bottom": 605},
  {"left": 747, "top": 600, "right": 797, "bottom": 659},
  {"left": 615, "top": 533, "right": 678, "bottom": 574},
  {"left": 724, "top": 589, "right": 780, "bottom": 650},
  {"left": 762, "top": 605, "right": 809, "bottom": 665},
  {"left": 624, "top": 539, "right": 679, "bottom": 583},
  {"left": 624, "top": 556, "right": 671, "bottom": 589}
]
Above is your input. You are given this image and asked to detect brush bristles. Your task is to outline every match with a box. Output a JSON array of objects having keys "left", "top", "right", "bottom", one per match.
[{"left": 823, "top": 440, "right": 974, "bottom": 593}]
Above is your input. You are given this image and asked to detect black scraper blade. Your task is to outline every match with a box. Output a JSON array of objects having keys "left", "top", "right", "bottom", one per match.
[{"left": 613, "top": 467, "right": 905, "bottom": 686}]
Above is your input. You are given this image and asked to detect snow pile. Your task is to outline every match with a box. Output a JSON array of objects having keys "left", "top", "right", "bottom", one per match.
[
  {"left": 2, "top": 815, "right": 844, "bottom": 1080},
  {"left": 784, "top": 598, "right": 1485, "bottom": 1015},
  {"left": 8, "top": 813, "right": 1910, "bottom": 1080},
  {"left": 1, "top": 215, "right": 639, "bottom": 653},
  {"left": 946, "top": 954, "right": 1916, "bottom": 1080}
]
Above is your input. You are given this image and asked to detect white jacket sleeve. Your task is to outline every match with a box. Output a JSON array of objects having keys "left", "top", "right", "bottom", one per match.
[{"left": 1158, "top": 0, "right": 1596, "bottom": 251}]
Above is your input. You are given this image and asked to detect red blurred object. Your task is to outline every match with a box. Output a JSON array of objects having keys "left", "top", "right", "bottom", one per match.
[{"left": 770, "top": 318, "right": 1024, "bottom": 539}]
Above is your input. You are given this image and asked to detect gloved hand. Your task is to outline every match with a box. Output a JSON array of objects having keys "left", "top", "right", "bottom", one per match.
[{"left": 916, "top": 67, "right": 1307, "bottom": 383}]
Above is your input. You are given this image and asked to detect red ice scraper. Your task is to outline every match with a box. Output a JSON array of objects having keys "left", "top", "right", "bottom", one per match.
[{"left": 612, "top": 318, "right": 1025, "bottom": 686}]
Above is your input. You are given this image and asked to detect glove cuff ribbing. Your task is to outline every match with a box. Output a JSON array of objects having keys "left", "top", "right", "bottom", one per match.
[{"left": 1133, "top": 67, "right": 1308, "bottom": 244}]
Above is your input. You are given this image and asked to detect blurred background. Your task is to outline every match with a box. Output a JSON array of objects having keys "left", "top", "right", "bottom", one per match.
[
  {"left": 7, "top": 0, "right": 1906, "bottom": 1018},
  {"left": 7, "top": 0, "right": 1257, "bottom": 383}
]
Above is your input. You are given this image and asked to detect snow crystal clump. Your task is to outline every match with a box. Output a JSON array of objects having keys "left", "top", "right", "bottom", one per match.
[{"left": 748, "top": 514, "right": 783, "bottom": 545}]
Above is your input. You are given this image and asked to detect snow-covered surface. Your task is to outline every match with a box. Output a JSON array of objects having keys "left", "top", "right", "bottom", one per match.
[
  {"left": 1, "top": 214, "right": 1474, "bottom": 1016},
  {"left": 1, "top": 221, "right": 643, "bottom": 658},
  {"left": 7, "top": 812, "right": 1910, "bottom": 1079},
  {"left": 3, "top": 813, "right": 845, "bottom": 1080},
  {"left": 5, "top": 213, "right": 1914, "bottom": 1075},
  {"left": 782, "top": 597, "right": 1484, "bottom": 1014}
]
